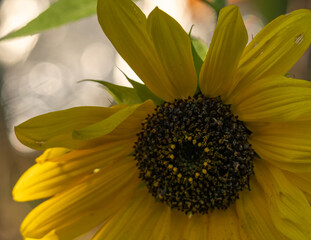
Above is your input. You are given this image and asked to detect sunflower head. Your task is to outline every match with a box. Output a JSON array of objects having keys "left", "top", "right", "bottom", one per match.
[{"left": 12, "top": 0, "right": 311, "bottom": 239}]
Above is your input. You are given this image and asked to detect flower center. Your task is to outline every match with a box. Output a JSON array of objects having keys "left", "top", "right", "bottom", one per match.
[{"left": 133, "top": 94, "right": 255, "bottom": 214}]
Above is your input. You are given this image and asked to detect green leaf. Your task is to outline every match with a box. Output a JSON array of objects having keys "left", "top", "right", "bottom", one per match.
[
  {"left": 72, "top": 103, "right": 142, "bottom": 140},
  {"left": 0, "top": 0, "right": 97, "bottom": 41},
  {"left": 0, "top": 0, "right": 140, "bottom": 41},
  {"left": 118, "top": 71, "right": 163, "bottom": 105},
  {"left": 81, "top": 79, "right": 142, "bottom": 105}
]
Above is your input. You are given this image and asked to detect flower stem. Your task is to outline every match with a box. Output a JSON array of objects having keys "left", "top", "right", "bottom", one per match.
[{"left": 201, "top": 0, "right": 227, "bottom": 20}]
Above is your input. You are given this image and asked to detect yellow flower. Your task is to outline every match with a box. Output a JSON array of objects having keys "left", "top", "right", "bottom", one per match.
[{"left": 13, "top": 0, "right": 311, "bottom": 239}]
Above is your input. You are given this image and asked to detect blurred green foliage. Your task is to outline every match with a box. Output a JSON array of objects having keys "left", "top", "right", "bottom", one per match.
[
  {"left": 0, "top": 0, "right": 290, "bottom": 42},
  {"left": 253, "top": 0, "right": 288, "bottom": 24},
  {"left": 0, "top": 0, "right": 97, "bottom": 41},
  {"left": 0, "top": 0, "right": 227, "bottom": 42}
]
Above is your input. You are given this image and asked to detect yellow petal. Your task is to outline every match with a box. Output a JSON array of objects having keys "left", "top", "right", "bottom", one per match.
[
  {"left": 93, "top": 189, "right": 149, "bottom": 240},
  {"left": 146, "top": 205, "right": 171, "bottom": 240},
  {"left": 147, "top": 7, "right": 197, "bottom": 99},
  {"left": 94, "top": 188, "right": 171, "bottom": 240},
  {"left": 169, "top": 210, "right": 188, "bottom": 240},
  {"left": 132, "top": 202, "right": 169, "bottom": 240},
  {"left": 236, "top": 172, "right": 286, "bottom": 240},
  {"left": 39, "top": 176, "right": 138, "bottom": 240},
  {"left": 13, "top": 143, "right": 133, "bottom": 201},
  {"left": 285, "top": 172, "right": 311, "bottom": 202},
  {"left": 21, "top": 159, "right": 138, "bottom": 239},
  {"left": 199, "top": 5, "right": 247, "bottom": 98},
  {"left": 236, "top": 9, "right": 311, "bottom": 89},
  {"left": 182, "top": 214, "right": 208, "bottom": 239},
  {"left": 207, "top": 207, "right": 241, "bottom": 240},
  {"left": 239, "top": 227, "right": 252, "bottom": 240},
  {"left": 97, "top": 0, "right": 176, "bottom": 101},
  {"left": 255, "top": 160, "right": 311, "bottom": 239},
  {"left": 249, "top": 121, "right": 311, "bottom": 172},
  {"left": 230, "top": 75, "right": 311, "bottom": 122}
]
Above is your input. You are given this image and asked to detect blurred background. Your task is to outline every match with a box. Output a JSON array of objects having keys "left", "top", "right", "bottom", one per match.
[{"left": 0, "top": 0, "right": 310, "bottom": 239}]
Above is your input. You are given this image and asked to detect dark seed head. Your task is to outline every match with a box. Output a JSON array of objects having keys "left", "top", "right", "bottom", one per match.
[{"left": 133, "top": 94, "right": 255, "bottom": 215}]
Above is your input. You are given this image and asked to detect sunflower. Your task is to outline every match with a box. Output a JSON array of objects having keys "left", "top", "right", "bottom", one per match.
[{"left": 13, "top": 0, "right": 311, "bottom": 239}]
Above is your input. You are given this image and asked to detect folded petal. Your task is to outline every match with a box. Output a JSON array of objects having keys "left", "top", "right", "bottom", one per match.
[
  {"left": 73, "top": 101, "right": 153, "bottom": 140},
  {"left": 230, "top": 75, "right": 311, "bottom": 122},
  {"left": 97, "top": 0, "right": 177, "bottom": 101},
  {"left": 199, "top": 6, "right": 247, "bottom": 98},
  {"left": 255, "top": 160, "right": 311, "bottom": 240},
  {"left": 249, "top": 121, "right": 311, "bottom": 172},
  {"left": 236, "top": 9, "right": 311, "bottom": 89},
  {"left": 15, "top": 100, "right": 154, "bottom": 150},
  {"left": 147, "top": 7, "right": 197, "bottom": 99},
  {"left": 21, "top": 159, "right": 138, "bottom": 239},
  {"left": 13, "top": 142, "right": 133, "bottom": 201},
  {"left": 15, "top": 106, "right": 122, "bottom": 150}
]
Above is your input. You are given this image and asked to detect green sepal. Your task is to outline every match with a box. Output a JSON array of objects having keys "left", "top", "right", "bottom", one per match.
[
  {"left": 81, "top": 79, "right": 142, "bottom": 105},
  {"left": 0, "top": 0, "right": 97, "bottom": 41},
  {"left": 129, "top": 80, "right": 164, "bottom": 105},
  {"left": 190, "top": 35, "right": 208, "bottom": 94},
  {"left": 191, "top": 36, "right": 208, "bottom": 78},
  {"left": 119, "top": 72, "right": 163, "bottom": 105}
]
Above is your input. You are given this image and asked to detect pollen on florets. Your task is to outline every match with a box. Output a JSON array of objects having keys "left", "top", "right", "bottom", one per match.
[{"left": 133, "top": 94, "right": 255, "bottom": 215}]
